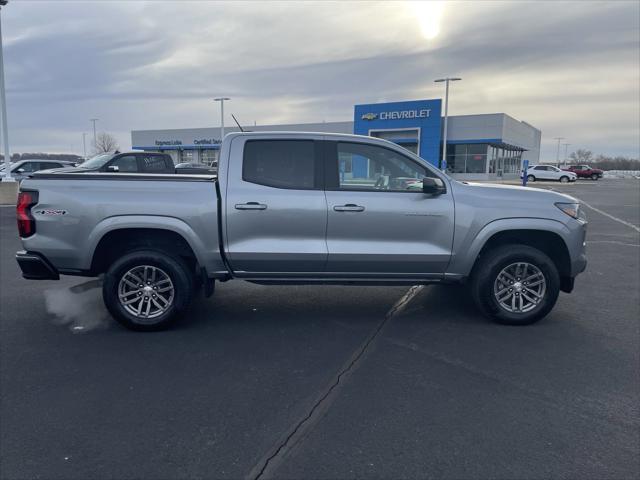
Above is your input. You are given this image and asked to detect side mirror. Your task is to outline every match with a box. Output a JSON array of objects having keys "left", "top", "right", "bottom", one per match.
[
  {"left": 106, "top": 165, "right": 120, "bottom": 172},
  {"left": 16, "top": 168, "right": 25, "bottom": 174},
  {"left": 422, "top": 177, "right": 446, "bottom": 195}
]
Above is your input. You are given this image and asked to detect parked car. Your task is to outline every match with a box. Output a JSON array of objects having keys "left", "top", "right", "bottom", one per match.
[
  {"left": 15, "top": 132, "right": 587, "bottom": 330},
  {"left": 562, "top": 165, "right": 603, "bottom": 180},
  {"left": 175, "top": 162, "right": 217, "bottom": 175},
  {"left": 524, "top": 165, "right": 577, "bottom": 183},
  {"left": 57, "top": 152, "right": 176, "bottom": 174},
  {"left": 0, "top": 159, "right": 76, "bottom": 181}
]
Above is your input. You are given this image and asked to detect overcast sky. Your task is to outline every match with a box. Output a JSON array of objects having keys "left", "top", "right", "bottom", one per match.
[{"left": 3, "top": 0, "right": 639, "bottom": 159}]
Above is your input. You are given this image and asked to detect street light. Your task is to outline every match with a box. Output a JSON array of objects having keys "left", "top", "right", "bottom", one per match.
[
  {"left": 434, "top": 77, "right": 461, "bottom": 172},
  {"left": 553, "top": 137, "right": 565, "bottom": 167},
  {"left": 0, "top": 0, "right": 14, "bottom": 182},
  {"left": 563, "top": 143, "right": 571, "bottom": 166},
  {"left": 213, "top": 97, "right": 230, "bottom": 142},
  {"left": 82, "top": 132, "right": 88, "bottom": 161},
  {"left": 90, "top": 118, "right": 98, "bottom": 152}
]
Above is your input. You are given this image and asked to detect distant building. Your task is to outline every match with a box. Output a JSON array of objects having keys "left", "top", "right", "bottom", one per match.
[{"left": 131, "top": 99, "right": 541, "bottom": 180}]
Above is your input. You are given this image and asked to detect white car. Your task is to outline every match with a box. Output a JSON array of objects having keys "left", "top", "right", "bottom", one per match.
[{"left": 524, "top": 165, "right": 577, "bottom": 183}]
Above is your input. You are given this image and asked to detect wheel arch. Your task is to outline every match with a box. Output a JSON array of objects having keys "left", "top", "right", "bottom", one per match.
[
  {"left": 452, "top": 219, "right": 574, "bottom": 291},
  {"left": 86, "top": 216, "right": 205, "bottom": 276}
]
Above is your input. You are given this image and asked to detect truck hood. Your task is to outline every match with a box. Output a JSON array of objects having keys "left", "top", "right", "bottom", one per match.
[{"left": 455, "top": 181, "right": 579, "bottom": 204}]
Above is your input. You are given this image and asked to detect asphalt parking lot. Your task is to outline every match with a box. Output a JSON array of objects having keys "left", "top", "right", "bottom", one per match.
[{"left": 1, "top": 178, "right": 638, "bottom": 480}]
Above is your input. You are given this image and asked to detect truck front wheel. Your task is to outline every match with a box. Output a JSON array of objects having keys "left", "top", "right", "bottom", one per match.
[
  {"left": 103, "top": 250, "right": 194, "bottom": 331},
  {"left": 470, "top": 245, "right": 560, "bottom": 325}
]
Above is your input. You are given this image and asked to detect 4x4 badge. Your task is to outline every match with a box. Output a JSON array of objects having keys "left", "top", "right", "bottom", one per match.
[{"left": 35, "top": 209, "right": 67, "bottom": 215}]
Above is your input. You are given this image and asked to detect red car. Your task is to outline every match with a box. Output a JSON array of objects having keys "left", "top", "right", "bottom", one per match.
[{"left": 562, "top": 165, "right": 604, "bottom": 180}]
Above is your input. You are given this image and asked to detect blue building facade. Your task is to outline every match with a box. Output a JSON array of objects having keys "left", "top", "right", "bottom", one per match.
[{"left": 353, "top": 99, "right": 442, "bottom": 172}]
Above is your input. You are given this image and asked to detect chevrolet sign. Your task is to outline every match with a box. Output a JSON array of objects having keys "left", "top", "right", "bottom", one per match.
[
  {"left": 361, "top": 109, "right": 431, "bottom": 121},
  {"left": 379, "top": 109, "right": 431, "bottom": 120}
]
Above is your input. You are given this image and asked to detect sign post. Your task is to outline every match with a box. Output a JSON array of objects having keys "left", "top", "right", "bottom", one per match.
[{"left": 522, "top": 159, "right": 529, "bottom": 186}]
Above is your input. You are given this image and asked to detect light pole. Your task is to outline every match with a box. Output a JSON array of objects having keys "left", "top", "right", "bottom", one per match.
[
  {"left": 0, "top": 0, "right": 14, "bottom": 182},
  {"left": 82, "top": 133, "right": 87, "bottom": 161},
  {"left": 434, "top": 77, "right": 461, "bottom": 172},
  {"left": 90, "top": 118, "right": 98, "bottom": 152},
  {"left": 553, "top": 137, "right": 565, "bottom": 167},
  {"left": 563, "top": 143, "right": 571, "bottom": 166},
  {"left": 213, "top": 97, "right": 230, "bottom": 142}
]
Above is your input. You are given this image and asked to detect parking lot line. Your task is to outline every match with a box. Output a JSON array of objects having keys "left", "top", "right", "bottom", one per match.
[{"left": 578, "top": 199, "right": 640, "bottom": 233}]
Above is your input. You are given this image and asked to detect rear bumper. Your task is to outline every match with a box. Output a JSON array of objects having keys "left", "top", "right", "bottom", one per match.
[{"left": 15, "top": 250, "right": 60, "bottom": 280}]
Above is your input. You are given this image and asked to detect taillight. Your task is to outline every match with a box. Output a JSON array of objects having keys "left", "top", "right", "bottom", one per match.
[{"left": 16, "top": 190, "right": 38, "bottom": 238}]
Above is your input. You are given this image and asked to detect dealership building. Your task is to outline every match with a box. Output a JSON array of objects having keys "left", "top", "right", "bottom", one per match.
[{"left": 131, "top": 99, "right": 541, "bottom": 180}]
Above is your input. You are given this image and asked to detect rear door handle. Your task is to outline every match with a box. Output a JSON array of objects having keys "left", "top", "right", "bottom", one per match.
[
  {"left": 333, "top": 204, "right": 365, "bottom": 212},
  {"left": 235, "top": 202, "right": 267, "bottom": 210}
]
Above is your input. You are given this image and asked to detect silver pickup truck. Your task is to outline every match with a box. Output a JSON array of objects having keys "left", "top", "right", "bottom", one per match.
[{"left": 15, "top": 132, "right": 587, "bottom": 330}]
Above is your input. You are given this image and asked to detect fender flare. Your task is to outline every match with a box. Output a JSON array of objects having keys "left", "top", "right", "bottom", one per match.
[
  {"left": 449, "top": 217, "right": 571, "bottom": 277},
  {"left": 82, "top": 215, "right": 207, "bottom": 271}
]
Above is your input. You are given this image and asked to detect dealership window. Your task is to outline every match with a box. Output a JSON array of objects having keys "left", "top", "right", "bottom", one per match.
[
  {"left": 243, "top": 140, "right": 316, "bottom": 189},
  {"left": 336, "top": 142, "right": 429, "bottom": 192},
  {"left": 445, "top": 143, "right": 488, "bottom": 174},
  {"left": 201, "top": 149, "right": 218, "bottom": 168},
  {"left": 180, "top": 150, "right": 194, "bottom": 163}
]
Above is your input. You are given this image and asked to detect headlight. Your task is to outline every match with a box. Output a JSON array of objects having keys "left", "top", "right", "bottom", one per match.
[{"left": 555, "top": 202, "right": 586, "bottom": 221}]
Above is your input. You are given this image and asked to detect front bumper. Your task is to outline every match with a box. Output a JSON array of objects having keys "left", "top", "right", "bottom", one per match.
[{"left": 16, "top": 250, "right": 59, "bottom": 280}]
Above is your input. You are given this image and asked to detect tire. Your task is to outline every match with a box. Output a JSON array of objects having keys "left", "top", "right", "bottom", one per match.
[
  {"left": 559, "top": 176, "right": 569, "bottom": 183},
  {"left": 591, "top": 173, "right": 598, "bottom": 180},
  {"left": 470, "top": 245, "right": 560, "bottom": 325},
  {"left": 103, "top": 249, "right": 194, "bottom": 331},
  {"left": 527, "top": 175, "right": 535, "bottom": 182}
]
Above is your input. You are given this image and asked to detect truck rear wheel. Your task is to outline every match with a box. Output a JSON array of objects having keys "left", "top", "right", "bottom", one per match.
[
  {"left": 470, "top": 245, "right": 560, "bottom": 325},
  {"left": 103, "top": 250, "right": 194, "bottom": 331}
]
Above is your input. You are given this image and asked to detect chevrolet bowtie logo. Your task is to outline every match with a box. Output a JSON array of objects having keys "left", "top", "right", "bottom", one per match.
[{"left": 361, "top": 113, "right": 378, "bottom": 121}]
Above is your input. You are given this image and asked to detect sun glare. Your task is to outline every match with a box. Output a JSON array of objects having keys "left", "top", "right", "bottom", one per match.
[{"left": 407, "top": 1, "right": 445, "bottom": 40}]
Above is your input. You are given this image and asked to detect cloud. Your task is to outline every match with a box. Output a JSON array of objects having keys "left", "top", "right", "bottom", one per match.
[{"left": 2, "top": 0, "right": 639, "bottom": 158}]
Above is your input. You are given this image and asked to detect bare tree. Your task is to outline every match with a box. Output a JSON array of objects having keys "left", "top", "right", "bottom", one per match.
[
  {"left": 568, "top": 149, "right": 594, "bottom": 164},
  {"left": 94, "top": 132, "right": 119, "bottom": 154}
]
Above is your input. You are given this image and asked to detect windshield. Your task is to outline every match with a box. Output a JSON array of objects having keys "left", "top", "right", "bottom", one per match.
[{"left": 79, "top": 153, "right": 115, "bottom": 169}]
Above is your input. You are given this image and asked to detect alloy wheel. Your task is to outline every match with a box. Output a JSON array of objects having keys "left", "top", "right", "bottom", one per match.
[
  {"left": 118, "top": 265, "right": 174, "bottom": 321},
  {"left": 493, "top": 262, "right": 546, "bottom": 313}
]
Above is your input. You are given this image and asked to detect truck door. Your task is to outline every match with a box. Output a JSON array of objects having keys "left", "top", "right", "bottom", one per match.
[
  {"left": 224, "top": 136, "right": 328, "bottom": 275},
  {"left": 324, "top": 140, "right": 454, "bottom": 275}
]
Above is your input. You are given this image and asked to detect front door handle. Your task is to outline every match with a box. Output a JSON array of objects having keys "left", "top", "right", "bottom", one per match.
[
  {"left": 333, "top": 204, "right": 365, "bottom": 212},
  {"left": 235, "top": 202, "right": 267, "bottom": 210}
]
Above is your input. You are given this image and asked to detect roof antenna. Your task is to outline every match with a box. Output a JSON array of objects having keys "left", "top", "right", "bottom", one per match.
[{"left": 231, "top": 113, "right": 246, "bottom": 132}]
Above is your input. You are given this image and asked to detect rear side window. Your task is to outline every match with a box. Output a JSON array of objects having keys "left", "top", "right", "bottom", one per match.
[
  {"left": 141, "top": 155, "right": 169, "bottom": 173},
  {"left": 42, "top": 162, "right": 62, "bottom": 169},
  {"left": 243, "top": 140, "right": 316, "bottom": 189}
]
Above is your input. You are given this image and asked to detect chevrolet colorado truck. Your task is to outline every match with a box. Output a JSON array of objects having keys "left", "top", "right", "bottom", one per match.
[
  {"left": 15, "top": 132, "right": 587, "bottom": 330},
  {"left": 562, "top": 165, "right": 604, "bottom": 180}
]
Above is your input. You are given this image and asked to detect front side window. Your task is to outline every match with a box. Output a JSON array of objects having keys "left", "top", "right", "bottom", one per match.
[
  {"left": 108, "top": 155, "right": 138, "bottom": 172},
  {"left": 243, "top": 140, "right": 316, "bottom": 189},
  {"left": 336, "top": 142, "right": 428, "bottom": 192}
]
